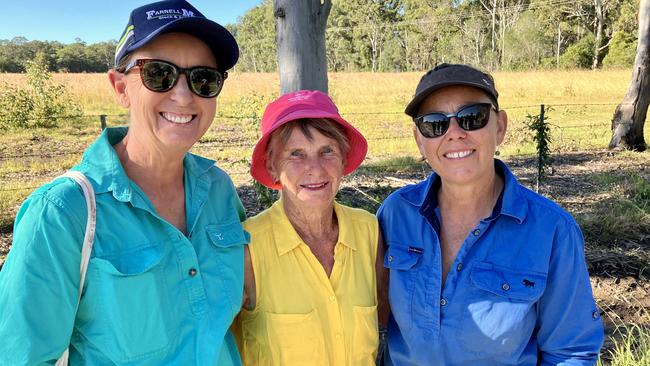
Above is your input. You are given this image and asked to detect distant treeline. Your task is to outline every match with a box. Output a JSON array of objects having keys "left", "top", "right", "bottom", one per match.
[
  {"left": 0, "top": 38, "right": 116, "bottom": 73},
  {"left": 1, "top": 0, "right": 640, "bottom": 73}
]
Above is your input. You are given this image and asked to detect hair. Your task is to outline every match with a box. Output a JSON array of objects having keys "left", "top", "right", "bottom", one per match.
[
  {"left": 114, "top": 53, "right": 132, "bottom": 72},
  {"left": 266, "top": 118, "right": 351, "bottom": 178}
]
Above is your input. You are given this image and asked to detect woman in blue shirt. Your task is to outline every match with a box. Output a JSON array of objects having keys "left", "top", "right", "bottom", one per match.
[
  {"left": 378, "top": 63, "right": 604, "bottom": 365},
  {"left": 0, "top": 1, "right": 248, "bottom": 364}
]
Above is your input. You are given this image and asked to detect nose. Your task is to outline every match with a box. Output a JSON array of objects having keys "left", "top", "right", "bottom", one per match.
[
  {"left": 304, "top": 154, "right": 325, "bottom": 174},
  {"left": 168, "top": 74, "right": 193, "bottom": 105},
  {"left": 444, "top": 117, "right": 467, "bottom": 139}
]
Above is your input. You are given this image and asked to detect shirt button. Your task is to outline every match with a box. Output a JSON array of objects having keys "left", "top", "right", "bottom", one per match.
[
  {"left": 456, "top": 263, "right": 463, "bottom": 271},
  {"left": 440, "top": 298, "right": 447, "bottom": 306},
  {"left": 335, "top": 333, "right": 342, "bottom": 339},
  {"left": 502, "top": 283, "right": 510, "bottom": 291},
  {"left": 592, "top": 311, "right": 599, "bottom": 319},
  {"left": 473, "top": 229, "right": 480, "bottom": 236},
  {"left": 388, "top": 255, "right": 393, "bottom": 262},
  {"left": 188, "top": 268, "right": 197, "bottom": 277},
  {"left": 329, "top": 295, "right": 336, "bottom": 301}
]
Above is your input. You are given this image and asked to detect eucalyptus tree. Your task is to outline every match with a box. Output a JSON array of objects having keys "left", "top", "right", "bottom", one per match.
[{"left": 609, "top": 0, "right": 649, "bottom": 151}]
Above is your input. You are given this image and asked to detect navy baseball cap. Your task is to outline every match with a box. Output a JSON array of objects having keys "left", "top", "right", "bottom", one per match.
[
  {"left": 405, "top": 63, "right": 499, "bottom": 118},
  {"left": 114, "top": 0, "right": 239, "bottom": 71}
]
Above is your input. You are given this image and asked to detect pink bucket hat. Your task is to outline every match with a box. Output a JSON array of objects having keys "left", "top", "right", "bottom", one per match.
[{"left": 250, "top": 90, "right": 368, "bottom": 189}]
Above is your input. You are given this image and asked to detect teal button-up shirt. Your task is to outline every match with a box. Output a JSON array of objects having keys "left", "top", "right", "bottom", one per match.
[{"left": 0, "top": 127, "right": 248, "bottom": 365}]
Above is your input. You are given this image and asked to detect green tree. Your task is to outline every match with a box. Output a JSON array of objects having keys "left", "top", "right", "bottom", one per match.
[
  {"left": 56, "top": 40, "right": 89, "bottom": 73},
  {"left": 0, "top": 52, "right": 83, "bottom": 129},
  {"left": 233, "top": 0, "right": 276, "bottom": 72}
]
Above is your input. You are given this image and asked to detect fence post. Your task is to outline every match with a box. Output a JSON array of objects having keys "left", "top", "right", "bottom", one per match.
[
  {"left": 100, "top": 115, "right": 107, "bottom": 130},
  {"left": 536, "top": 104, "right": 545, "bottom": 192}
]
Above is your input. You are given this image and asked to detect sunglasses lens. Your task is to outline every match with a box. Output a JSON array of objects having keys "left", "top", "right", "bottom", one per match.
[
  {"left": 456, "top": 104, "right": 491, "bottom": 131},
  {"left": 417, "top": 114, "right": 449, "bottom": 138},
  {"left": 141, "top": 61, "right": 177, "bottom": 91},
  {"left": 189, "top": 68, "right": 222, "bottom": 98}
]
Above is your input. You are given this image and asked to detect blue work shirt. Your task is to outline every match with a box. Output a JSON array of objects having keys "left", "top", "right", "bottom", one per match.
[
  {"left": 0, "top": 127, "right": 248, "bottom": 365},
  {"left": 378, "top": 160, "right": 604, "bottom": 366}
]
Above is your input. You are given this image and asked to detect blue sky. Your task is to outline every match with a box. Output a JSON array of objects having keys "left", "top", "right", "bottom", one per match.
[{"left": 1, "top": 0, "right": 263, "bottom": 44}]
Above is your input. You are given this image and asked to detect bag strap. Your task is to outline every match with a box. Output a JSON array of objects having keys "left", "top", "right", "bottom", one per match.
[{"left": 55, "top": 171, "right": 96, "bottom": 366}]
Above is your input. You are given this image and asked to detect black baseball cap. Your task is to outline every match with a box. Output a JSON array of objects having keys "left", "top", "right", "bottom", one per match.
[
  {"left": 405, "top": 63, "right": 499, "bottom": 118},
  {"left": 114, "top": 0, "right": 239, "bottom": 71}
]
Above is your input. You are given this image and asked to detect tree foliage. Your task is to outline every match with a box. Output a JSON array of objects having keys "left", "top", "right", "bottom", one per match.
[{"left": 0, "top": 0, "right": 640, "bottom": 73}]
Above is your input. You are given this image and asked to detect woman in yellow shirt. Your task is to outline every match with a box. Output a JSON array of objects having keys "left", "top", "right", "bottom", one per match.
[{"left": 236, "top": 90, "right": 387, "bottom": 365}]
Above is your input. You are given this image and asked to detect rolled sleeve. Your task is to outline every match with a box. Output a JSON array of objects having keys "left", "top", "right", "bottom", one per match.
[
  {"left": 537, "top": 219, "right": 604, "bottom": 365},
  {"left": 0, "top": 184, "right": 85, "bottom": 365}
]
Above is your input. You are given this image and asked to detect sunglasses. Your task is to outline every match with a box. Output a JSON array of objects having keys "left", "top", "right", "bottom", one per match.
[
  {"left": 414, "top": 103, "right": 497, "bottom": 138},
  {"left": 123, "top": 59, "right": 227, "bottom": 98}
]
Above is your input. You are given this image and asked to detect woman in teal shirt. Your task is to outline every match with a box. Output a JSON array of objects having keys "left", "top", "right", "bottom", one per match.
[{"left": 0, "top": 1, "right": 248, "bottom": 364}]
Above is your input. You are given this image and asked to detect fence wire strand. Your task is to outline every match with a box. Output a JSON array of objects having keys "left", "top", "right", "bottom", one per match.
[{"left": 0, "top": 103, "right": 624, "bottom": 195}]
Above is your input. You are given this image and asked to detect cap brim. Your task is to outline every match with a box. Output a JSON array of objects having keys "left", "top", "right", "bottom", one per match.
[
  {"left": 405, "top": 81, "right": 498, "bottom": 117},
  {"left": 124, "top": 17, "right": 239, "bottom": 71},
  {"left": 250, "top": 112, "right": 368, "bottom": 190}
]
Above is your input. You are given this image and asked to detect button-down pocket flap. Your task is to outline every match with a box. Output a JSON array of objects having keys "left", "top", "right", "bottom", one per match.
[
  {"left": 93, "top": 245, "right": 164, "bottom": 276},
  {"left": 385, "top": 245, "right": 422, "bottom": 270},
  {"left": 470, "top": 262, "right": 547, "bottom": 301},
  {"left": 206, "top": 222, "right": 249, "bottom": 248}
]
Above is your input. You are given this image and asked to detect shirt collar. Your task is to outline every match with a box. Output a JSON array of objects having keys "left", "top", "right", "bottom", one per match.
[
  {"left": 270, "top": 198, "right": 357, "bottom": 256},
  {"left": 398, "top": 159, "right": 527, "bottom": 224},
  {"left": 76, "top": 126, "right": 216, "bottom": 202}
]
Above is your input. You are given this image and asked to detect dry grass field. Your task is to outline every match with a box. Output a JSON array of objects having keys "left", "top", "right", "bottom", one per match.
[{"left": 1, "top": 69, "right": 650, "bottom": 363}]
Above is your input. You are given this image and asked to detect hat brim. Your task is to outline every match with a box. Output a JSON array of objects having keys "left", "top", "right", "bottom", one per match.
[
  {"left": 123, "top": 17, "right": 239, "bottom": 71},
  {"left": 404, "top": 81, "right": 499, "bottom": 118},
  {"left": 250, "top": 112, "right": 368, "bottom": 190}
]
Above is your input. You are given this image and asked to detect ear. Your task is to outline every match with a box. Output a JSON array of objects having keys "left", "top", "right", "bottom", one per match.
[
  {"left": 495, "top": 109, "right": 508, "bottom": 145},
  {"left": 413, "top": 126, "right": 427, "bottom": 159},
  {"left": 266, "top": 156, "right": 278, "bottom": 183},
  {"left": 108, "top": 69, "right": 131, "bottom": 108}
]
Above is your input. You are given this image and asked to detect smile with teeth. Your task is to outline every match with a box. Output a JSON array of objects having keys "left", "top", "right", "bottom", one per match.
[
  {"left": 161, "top": 112, "right": 195, "bottom": 124},
  {"left": 301, "top": 182, "right": 328, "bottom": 189},
  {"left": 444, "top": 150, "right": 474, "bottom": 159}
]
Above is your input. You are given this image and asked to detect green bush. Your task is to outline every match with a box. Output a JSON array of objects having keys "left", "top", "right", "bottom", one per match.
[
  {"left": 0, "top": 52, "right": 82, "bottom": 129},
  {"left": 603, "top": 31, "right": 637, "bottom": 68},
  {"left": 559, "top": 34, "right": 595, "bottom": 69}
]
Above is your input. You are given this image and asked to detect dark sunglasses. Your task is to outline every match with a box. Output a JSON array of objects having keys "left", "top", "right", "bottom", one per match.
[
  {"left": 414, "top": 103, "right": 497, "bottom": 138},
  {"left": 122, "top": 59, "right": 227, "bottom": 98}
]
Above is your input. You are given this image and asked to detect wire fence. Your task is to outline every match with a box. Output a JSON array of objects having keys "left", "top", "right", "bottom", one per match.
[{"left": 0, "top": 102, "right": 623, "bottom": 197}]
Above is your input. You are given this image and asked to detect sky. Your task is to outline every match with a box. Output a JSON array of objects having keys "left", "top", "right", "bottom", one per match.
[{"left": 1, "top": 0, "right": 263, "bottom": 44}]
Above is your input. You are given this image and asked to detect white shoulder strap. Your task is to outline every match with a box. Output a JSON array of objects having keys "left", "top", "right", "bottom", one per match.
[{"left": 55, "top": 171, "right": 96, "bottom": 366}]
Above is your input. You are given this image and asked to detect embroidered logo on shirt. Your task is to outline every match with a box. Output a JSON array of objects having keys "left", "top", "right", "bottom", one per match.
[
  {"left": 523, "top": 279, "right": 535, "bottom": 288},
  {"left": 408, "top": 246, "right": 423, "bottom": 254}
]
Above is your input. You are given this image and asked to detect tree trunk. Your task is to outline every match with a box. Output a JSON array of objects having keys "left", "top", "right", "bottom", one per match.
[
  {"left": 556, "top": 23, "right": 562, "bottom": 69},
  {"left": 592, "top": 0, "right": 604, "bottom": 69},
  {"left": 274, "top": 0, "right": 331, "bottom": 94},
  {"left": 609, "top": 0, "right": 649, "bottom": 151}
]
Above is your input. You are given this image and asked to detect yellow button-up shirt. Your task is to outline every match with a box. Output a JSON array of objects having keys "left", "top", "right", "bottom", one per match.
[{"left": 237, "top": 199, "right": 379, "bottom": 366}]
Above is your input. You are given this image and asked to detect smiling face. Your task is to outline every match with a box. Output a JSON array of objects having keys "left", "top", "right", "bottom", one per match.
[
  {"left": 268, "top": 125, "right": 345, "bottom": 211},
  {"left": 108, "top": 32, "right": 217, "bottom": 155},
  {"left": 414, "top": 85, "right": 508, "bottom": 187}
]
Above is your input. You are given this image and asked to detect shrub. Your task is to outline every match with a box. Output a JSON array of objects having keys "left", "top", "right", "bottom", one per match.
[
  {"left": 0, "top": 52, "right": 82, "bottom": 129},
  {"left": 559, "top": 34, "right": 595, "bottom": 69},
  {"left": 603, "top": 31, "right": 637, "bottom": 68}
]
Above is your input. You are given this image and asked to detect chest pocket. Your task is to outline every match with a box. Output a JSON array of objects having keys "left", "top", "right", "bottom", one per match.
[
  {"left": 206, "top": 222, "right": 248, "bottom": 317},
  {"left": 384, "top": 244, "right": 422, "bottom": 332},
  {"left": 265, "top": 309, "right": 327, "bottom": 366},
  {"left": 458, "top": 262, "right": 547, "bottom": 356},
  {"left": 83, "top": 243, "right": 171, "bottom": 363}
]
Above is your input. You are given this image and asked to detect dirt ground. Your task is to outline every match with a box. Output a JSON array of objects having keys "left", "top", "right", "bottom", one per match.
[{"left": 1, "top": 149, "right": 649, "bottom": 359}]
